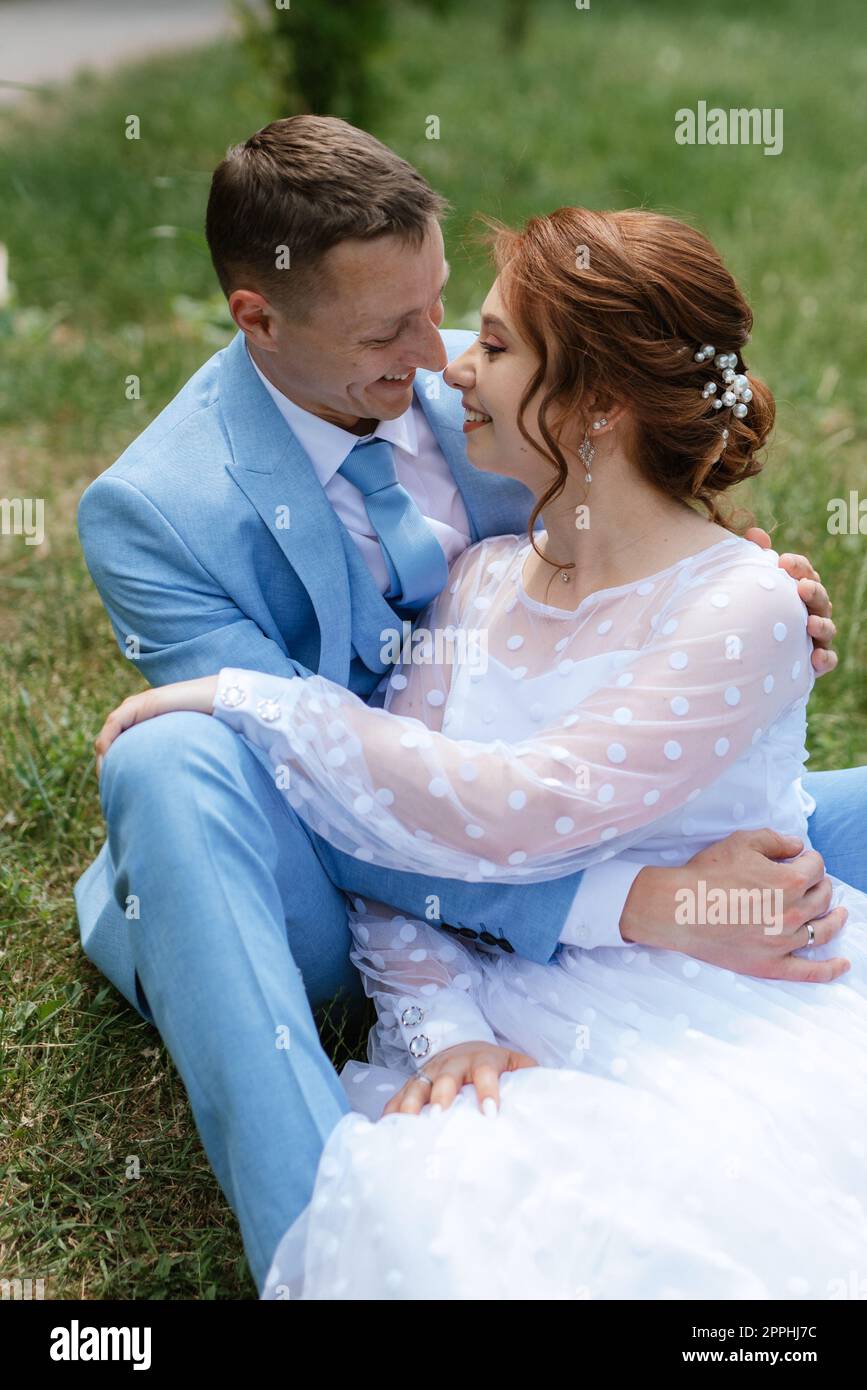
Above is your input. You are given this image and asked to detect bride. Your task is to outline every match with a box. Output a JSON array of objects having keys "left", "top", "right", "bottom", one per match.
[{"left": 95, "top": 207, "right": 867, "bottom": 1300}]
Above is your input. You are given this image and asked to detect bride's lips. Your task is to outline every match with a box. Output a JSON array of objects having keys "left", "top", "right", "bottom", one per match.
[{"left": 462, "top": 399, "right": 493, "bottom": 434}]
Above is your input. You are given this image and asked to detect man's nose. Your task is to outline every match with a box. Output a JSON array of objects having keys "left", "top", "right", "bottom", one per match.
[{"left": 405, "top": 318, "right": 449, "bottom": 373}]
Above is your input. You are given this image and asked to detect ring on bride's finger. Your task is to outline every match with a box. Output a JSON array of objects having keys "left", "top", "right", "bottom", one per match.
[
  {"left": 803, "top": 921, "right": 816, "bottom": 947},
  {"left": 415, "top": 1071, "right": 434, "bottom": 1087}
]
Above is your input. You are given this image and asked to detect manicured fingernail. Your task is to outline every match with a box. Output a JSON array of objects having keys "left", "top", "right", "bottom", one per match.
[
  {"left": 482, "top": 1097, "right": 498, "bottom": 1119},
  {"left": 95, "top": 754, "right": 103, "bottom": 777}
]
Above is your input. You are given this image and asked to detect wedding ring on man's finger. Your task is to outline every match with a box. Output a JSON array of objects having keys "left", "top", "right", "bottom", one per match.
[{"left": 803, "top": 920, "right": 816, "bottom": 947}]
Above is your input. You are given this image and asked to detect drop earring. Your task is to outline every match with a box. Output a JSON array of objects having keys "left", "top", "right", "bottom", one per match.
[
  {"left": 578, "top": 431, "right": 596, "bottom": 482},
  {"left": 580, "top": 418, "right": 608, "bottom": 481}
]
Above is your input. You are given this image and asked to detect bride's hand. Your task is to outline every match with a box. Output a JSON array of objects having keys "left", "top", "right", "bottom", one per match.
[
  {"left": 380, "top": 1040, "right": 538, "bottom": 1119},
  {"left": 94, "top": 675, "right": 220, "bottom": 774}
]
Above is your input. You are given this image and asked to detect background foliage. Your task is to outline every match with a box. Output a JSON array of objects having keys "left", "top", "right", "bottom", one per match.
[{"left": 1, "top": 0, "right": 864, "bottom": 1299}]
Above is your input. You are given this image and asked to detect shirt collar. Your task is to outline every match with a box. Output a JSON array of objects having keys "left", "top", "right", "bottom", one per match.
[{"left": 247, "top": 343, "right": 419, "bottom": 486}]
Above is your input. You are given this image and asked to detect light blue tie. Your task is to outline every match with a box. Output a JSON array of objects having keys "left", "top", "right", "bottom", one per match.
[{"left": 337, "top": 437, "right": 449, "bottom": 609}]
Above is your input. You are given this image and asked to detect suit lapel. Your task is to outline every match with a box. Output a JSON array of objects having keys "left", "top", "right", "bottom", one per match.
[
  {"left": 336, "top": 524, "right": 407, "bottom": 675},
  {"left": 219, "top": 333, "right": 352, "bottom": 685},
  {"left": 218, "top": 331, "right": 535, "bottom": 689},
  {"left": 414, "top": 369, "right": 481, "bottom": 540}
]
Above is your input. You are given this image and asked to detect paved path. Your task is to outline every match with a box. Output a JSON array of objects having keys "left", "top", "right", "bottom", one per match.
[{"left": 0, "top": 0, "right": 235, "bottom": 106}]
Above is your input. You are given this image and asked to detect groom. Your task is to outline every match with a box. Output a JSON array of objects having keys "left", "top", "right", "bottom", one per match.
[{"left": 76, "top": 116, "right": 865, "bottom": 1292}]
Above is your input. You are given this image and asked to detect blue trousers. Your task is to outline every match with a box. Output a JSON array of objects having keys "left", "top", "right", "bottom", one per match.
[{"left": 82, "top": 711, "right": 867, "bottom": 1291}]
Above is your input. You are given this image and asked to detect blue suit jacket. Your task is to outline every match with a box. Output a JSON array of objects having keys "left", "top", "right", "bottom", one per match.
[{"left": 76, "top": 329, "right": 583, "bottom": 1005}]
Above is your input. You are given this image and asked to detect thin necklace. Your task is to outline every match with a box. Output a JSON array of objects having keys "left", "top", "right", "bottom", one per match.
[{"left": 534, "top": 515, "right": 689, "bottom": 586}]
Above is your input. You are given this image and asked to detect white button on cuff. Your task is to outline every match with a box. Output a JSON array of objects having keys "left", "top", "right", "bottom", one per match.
[
  {"left": 220, "top": 684, "right": 247, "bottom": 708},
  {"left": 257, "top": 698, "right": 282, "bottom": 722}
]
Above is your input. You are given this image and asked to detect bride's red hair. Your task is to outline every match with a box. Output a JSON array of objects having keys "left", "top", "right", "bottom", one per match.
[{"left": 481, "top": 207, "right": 774, "bottom": 546}]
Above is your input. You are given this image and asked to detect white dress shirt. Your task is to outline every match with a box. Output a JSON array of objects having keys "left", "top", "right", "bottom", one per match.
[
  {"left": 249, "top": 350, "right": 472, "bottom": 590},
  {"left": 248, "top": 347, "right": 638, "bottom": 948}
]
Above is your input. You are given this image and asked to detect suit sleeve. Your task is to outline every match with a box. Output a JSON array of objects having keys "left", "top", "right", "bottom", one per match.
[{"left": 79, "top": 475, "right": 312, "bottom": 687}]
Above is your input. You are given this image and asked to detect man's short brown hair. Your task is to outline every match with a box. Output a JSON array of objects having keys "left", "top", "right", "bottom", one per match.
[{"left": 206, "top": 115, "right": 448, "bottom": 318}]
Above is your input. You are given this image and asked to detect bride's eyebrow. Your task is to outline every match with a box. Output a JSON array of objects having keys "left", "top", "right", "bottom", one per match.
[{"left": 480, "top": 313, "right": 512, "bottom": 337}]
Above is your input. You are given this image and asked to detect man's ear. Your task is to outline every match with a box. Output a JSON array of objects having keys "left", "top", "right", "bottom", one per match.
[{"left": 229, "top": 289, "right": 280, "bottom": 351}]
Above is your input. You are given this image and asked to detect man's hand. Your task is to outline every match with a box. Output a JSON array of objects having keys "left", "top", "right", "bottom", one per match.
[
  {"left": 380, "top": 1040, "right": 538, "bottom": 1119},
  {"left": 620, "top": 830, "right": 850, "bottom": 982},
  {"left": 744, "top": 527, "right": 837, "bottom": 675}
]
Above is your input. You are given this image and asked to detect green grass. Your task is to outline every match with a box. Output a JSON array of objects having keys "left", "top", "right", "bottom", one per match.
[{"left": 1, "top": 0, "right": 865, "bottom": 1299}]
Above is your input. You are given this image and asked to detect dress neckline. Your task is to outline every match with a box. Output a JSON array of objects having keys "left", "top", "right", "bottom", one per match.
[{"left": 513, "top": 535, "right": 743, "bottom": 620}]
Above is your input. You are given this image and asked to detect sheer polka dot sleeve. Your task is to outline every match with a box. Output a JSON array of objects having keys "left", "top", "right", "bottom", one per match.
[
  {"left": 346, "top": 901, "right": 497, "bottom": 1070},
  {"left": 212, "top": 548, "right": 814, "bottom": 884}
]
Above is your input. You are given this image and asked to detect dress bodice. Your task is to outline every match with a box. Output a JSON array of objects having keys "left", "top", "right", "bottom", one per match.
[{"left": 215, "top": 530, "right": 817, "bottom": 885}]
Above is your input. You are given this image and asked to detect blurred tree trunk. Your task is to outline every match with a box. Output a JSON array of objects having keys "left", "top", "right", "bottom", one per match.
[
  {"left": 235, "top": 0, "right": 454, "bottom": 126},
  {"left": 502, "top": 0, "right": 532, "bottom": 50}
]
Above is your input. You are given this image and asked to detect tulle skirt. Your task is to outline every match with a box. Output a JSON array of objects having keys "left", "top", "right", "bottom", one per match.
[{"left": 263, "top": 877, "right": 867, "bottom": 1299}]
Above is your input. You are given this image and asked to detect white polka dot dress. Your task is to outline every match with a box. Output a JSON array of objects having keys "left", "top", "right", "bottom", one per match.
[
  {"left": 215, "top": 533, "right": 818, "bottom": 883},
  {"left": 212, "top": 533, "right": 867, "bottom": 1300}
]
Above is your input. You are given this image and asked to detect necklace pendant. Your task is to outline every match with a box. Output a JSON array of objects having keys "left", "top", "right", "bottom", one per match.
[
  {"left": 584, "top": 470, "right": 592, "bottom": 483},
  {"left": 561, "top": 571, "right": 571, "bottom": 583}
]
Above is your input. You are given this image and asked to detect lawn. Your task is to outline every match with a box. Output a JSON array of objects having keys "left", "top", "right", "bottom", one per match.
[{"left": 1, "top": 0, "right": 865, "bottom": 1299}]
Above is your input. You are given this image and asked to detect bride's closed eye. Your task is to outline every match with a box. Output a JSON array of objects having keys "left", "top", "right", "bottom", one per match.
[{"left": 478, "top": 338, "right": 506, "bottom": 357}]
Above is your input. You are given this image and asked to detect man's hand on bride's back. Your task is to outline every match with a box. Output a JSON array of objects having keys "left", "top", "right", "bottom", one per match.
[
  {"left": 745, "top": 527, "right": 837, "bottom": 676},
  {"left": 380, "top": 1041, "right": 538, "bottom": 1120},
  {"left": 621, "top": 830, "right": 850, "bottom": 982}
]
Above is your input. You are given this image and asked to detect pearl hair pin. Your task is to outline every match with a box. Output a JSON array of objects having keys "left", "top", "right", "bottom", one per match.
[
  {"left": 694, "top": 344, "right": 753, "bottom": 462},
  {"left": 695, "top": 345, "right": 752, "bottom": 421}
]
